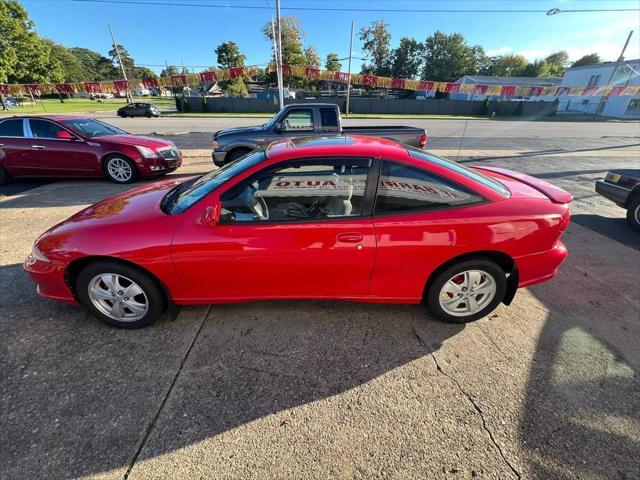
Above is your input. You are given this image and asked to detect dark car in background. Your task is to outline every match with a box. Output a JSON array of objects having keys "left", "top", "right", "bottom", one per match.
[
  {"left": 595, "top": 169, "right": 640, "bottom": 231},
  {"left": 211, "top": 103, "right": 427, "bottom": 166},
  {"left": 0, "top": 116, "right": 181, "bottom": 184},
  {"left": 117, "top": 102, "right": 160, "bottom": 118}
]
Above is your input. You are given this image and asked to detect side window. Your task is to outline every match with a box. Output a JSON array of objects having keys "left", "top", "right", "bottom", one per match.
[
  {"left": 220, "top": 160, "right": 370, "bottom": 222},
  {"left": 281, "top": 109, "right": 313, "bottom": 132},
  {"left": 320, "top": 108, "right": 339, "bottom": 132},
  {"left": 375, "top": 161, "right": 483, "bottom": 214},
  {"left": 0, "top": 119, "right": 25, "bottom": 137},
  {"left": 29, "top": 119, "right": 67, "bottom": 139}
]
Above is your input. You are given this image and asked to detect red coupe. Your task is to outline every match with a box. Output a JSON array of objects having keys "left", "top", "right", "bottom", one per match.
[
  {"left": 0, "top": 116, "right": 182, "bottom": 184},
  {"left": 25, "top": 136, "right": 572, "bottom": 328}
]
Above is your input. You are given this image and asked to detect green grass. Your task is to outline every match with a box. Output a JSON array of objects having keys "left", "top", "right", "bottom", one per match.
[{"left": 0, "top": 97, "right": 175, "bottom": 115}]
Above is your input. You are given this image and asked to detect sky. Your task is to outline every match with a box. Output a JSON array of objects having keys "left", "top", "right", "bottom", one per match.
[{"left": 21, "top": 0, "right": 640, "bottom": 75}]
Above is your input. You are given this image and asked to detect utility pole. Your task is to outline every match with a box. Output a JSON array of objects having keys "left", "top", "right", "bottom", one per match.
[
  {"left": 165, "top": 59, "right": 174, "bottom": 101},
  {"left": 345, "top": 21, "right": 355, "bottom": 117},
  {"left": 275, "top": 0, "right": 285, "bottom": 110},
  {"left": 108, "top": 24, "right": 132, "bottom": 103},
  {"left": 595, "top": 30, "right": 633, "bottom": 116}
]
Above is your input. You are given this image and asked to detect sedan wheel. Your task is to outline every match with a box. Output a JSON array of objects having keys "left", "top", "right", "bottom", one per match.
[
  {"left": 77, "top": 261, "right": 166, "bottom": 328},
  {"left": 426, "top": 258, "right": 507, "bottom": 324},
  {"left": 105, "top": 156, "right": 137, "bottom": 184}
]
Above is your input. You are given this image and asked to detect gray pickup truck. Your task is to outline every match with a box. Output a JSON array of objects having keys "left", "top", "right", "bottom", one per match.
[{"left": 211, "top": 103, "right": 427, "bottom": 166}]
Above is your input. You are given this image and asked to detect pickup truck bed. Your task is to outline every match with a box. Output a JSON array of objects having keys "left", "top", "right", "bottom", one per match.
[{"left": 212, "top": 103, "right": 427, "bottom": 166}]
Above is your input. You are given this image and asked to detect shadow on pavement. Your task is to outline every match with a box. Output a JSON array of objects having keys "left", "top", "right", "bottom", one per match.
[
  {"left": 0, "top": 263, "right": 463, "bottom": 479},
  {"left": 571, "top": 214, "right": 639, "bottom": 250},
  {"left": 520, "top": 228, "right": 640, "bottom": 478}
]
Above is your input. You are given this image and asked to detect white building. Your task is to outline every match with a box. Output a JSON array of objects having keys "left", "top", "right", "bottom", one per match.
[
  {"left": 545, "top": 59, "right": 640, "bottom": 118},
  {"left": 453, "top": 75, "right": 562, "bottom": 101}
]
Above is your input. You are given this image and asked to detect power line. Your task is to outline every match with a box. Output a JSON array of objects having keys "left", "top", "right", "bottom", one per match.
[{"left": 63, "top": 0, "right": 640, "bottom": 14}]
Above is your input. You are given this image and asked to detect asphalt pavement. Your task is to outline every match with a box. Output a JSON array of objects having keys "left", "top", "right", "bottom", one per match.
[{"left": 1, "top": 117, "right": 639, "bottom": 479}]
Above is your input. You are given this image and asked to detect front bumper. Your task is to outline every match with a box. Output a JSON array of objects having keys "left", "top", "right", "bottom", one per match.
[
  {"left": 212, "top": 150, "right": 227, "bottom": 167},
  {"left": 138, "top": 154, "right": 183, "bottom": 177},
  {"left": 595, "top": 179, "right": 630, "bottom": 207},
  {"left": 23, "top": 255, "right": 76, "bottom": 303}
]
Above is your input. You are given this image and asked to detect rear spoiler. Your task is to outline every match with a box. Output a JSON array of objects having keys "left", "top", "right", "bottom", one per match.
[{"left": 476, "top": 166, "right": 573, "bottom": 204}]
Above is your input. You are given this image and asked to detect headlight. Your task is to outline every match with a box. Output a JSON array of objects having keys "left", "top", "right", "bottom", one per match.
[
  {"left": 212, "top": 141, "right": 219, "bottom": 150},
  {"left": 31, "top": 243, "right": 50, "bottom": 263},
  {"left": 135, "top": 145, "right": 157, "bottom": 158}
]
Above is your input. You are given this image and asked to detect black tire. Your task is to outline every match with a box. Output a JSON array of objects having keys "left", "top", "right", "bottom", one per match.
[
  {"left": 626, "top": 196, "right": 640, "bottom": 232},
  {"left": 226, "top": 148, "right": 252, "bottom": 164},
  {"left": 425, "top": 257, "right": 507, "bottom": 324},
  {"left": 0, "top": 165, "right": 9, "bottom": 185},
  {"left": 76, "top": 260, "right": 167, "bottom": 329},
  {"left": 103, "top": 155, "right": 138, "bottom": 184},
  {"left": 145, "top": 112, "right": 152, "bottom": 118}
]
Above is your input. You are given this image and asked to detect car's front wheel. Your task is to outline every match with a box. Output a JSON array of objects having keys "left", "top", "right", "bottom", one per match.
[
  {"left": 104, "top": 155, "right": 138, "bottom": 183},
  {"left": 425, "top": 258, "right": 507, "bottom": 324},
  {"left": 626, "top": 196, "right": 640, "bottom": 232},
  {"left": 0, "top": 165, "right": 9, "bottom": 185},
  {"left": 76, "top": 261, "right": 167, "bottom": 328}
]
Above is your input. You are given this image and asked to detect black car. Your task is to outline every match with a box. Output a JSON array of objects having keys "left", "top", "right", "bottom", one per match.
[
  {"left": 595, "top": 169, "right": 640, "bottom": 231},
  {"left": 117, "top": 102, "right": 160, "bottom": 118}
]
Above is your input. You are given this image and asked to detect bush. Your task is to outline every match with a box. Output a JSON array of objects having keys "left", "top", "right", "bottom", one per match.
[{"left": 227, "top": 77, "right": 249, "bottom": 97}]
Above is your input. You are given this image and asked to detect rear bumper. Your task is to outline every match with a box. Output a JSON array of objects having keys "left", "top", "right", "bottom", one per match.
[
  {"left": 23, "top": 255, "right": 76, "bottom": 303},
  {"left": 515, "top": 240, "right": 568, "bottom": 288},
  {"left": 595, "top": 179, "right": 630, "bottom": 207}
]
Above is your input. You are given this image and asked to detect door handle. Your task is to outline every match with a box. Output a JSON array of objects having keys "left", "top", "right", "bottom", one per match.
[
  {"left": 336, "top": 232, "right": 363, "bottom": 243},
  {"left": 32, "top": 145, "right": 46, "bottom": 150}
]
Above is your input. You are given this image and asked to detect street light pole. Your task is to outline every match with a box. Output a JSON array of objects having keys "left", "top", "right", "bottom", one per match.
[
  {"left": 275, "top": 0, "right": 285, "bottom": 110},
  {"left": 345, "top": 21, "right": 354, "bottom": 117},
  {"left": 108, "top": 24, "right": 132, "bottom": 103}
]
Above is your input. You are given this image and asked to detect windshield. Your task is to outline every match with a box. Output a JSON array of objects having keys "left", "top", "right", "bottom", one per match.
[
  {"left": 167, "top": 148, "right": 266, "bottom": 214},
  {"left": 61, "top": 119, "right": 126, "bottom": 138},
  {"left": 407, "top": 147, "right": 511, "bottom": 197}
]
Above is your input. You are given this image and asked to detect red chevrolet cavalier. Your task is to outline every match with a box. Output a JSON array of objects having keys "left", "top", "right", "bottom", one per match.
[
  {"left": 0, "top": 116, "right": 182, "bottom": 184},
  {"left": 25, "top": 136, "right": 571, "bottom": 328}
]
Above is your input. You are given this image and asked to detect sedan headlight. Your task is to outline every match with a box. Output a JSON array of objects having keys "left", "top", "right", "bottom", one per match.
[
  {"left": 31, "top": 243, "right": 50, "bottom": 263},
  {"left": 135, "top": 145, "right": 157, "bottom": 158}
]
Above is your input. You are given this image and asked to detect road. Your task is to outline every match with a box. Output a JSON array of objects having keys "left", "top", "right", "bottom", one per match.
[{"left": 1, "top": 116, "right": 639, "bottom": 479}]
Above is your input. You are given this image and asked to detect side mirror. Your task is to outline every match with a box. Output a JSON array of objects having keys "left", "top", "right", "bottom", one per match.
[
  {"left": 56, "top": 130, "right": 75, "bottom": 140},
  {"left": 274, "top": 122, "right": 283, "bottom": 133},
  {"left": 203, "top": 204, "right": 220, "bottom": 227}
]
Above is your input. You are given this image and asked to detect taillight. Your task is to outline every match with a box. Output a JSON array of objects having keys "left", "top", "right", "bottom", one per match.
[{"left": 419, "top": 133, "right": 427, "bottom": 149}]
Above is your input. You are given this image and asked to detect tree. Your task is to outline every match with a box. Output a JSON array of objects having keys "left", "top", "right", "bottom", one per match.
[
  {"left": 488, "top": 54, "right": 528, "bottom": 76},
  {"left": 226, "top": 76, "right": 248, "bottom": 97},
  {"left": 160, "top": 65, "right": 179, "bottom": 77},
  {"left": 44, "top": 40, "right": 87, "bottom": 83},
  {"left": 543, "top": 50, "right": 569, "bottom": 76},
  {"left": 108, "top": 43, "right": 135, "bottom": 79},
  {"left": 263, "top": 16, "right": 306, "bottom": 66},
  {"left": 70, "top": 47, "right": 118, "bottom": 81},
  {"left": 520, "top": 59, "right": 547, "bottom": 77},
  {"left": 421, "top": 31, "right": 480, "bottom": 82},
  {"left": 325, "top": 53, "right": 341, "bottom": 71},
  {"left": 359, "top": 20, "right": 392, "bottom": 76},
  {"left": 391, "top": 37, "right": 423, "bottom": 78},
  {"left": 215, "top": 41, "right": 246, "bottom": 69},
  {"left": 304, "top": 46, "right": 320, "bottom": 68},
  {"left": 0, "top": 0, "right": 62, "bottom": 83},
  {"left": 133, "top": 66, "right": 156, "bottom": 79},
  {"left": 572, "top": 53, "right": 600, "bottom": 68}
]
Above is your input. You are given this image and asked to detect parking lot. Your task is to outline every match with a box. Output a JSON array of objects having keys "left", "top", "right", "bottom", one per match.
[{"left": 1, "top": 117, "right": 639, "bottom": 479}]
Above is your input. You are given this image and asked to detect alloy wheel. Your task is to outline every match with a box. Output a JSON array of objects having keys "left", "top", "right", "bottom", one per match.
[
  {"left": 438, "top": 269, "right": 497, "bottom": 317},
  {"left": 88, "top": 273, "right": 148, "bottom": 322},
  {"left": 107, "top": 157, "right": 133, "bottom": 182}
]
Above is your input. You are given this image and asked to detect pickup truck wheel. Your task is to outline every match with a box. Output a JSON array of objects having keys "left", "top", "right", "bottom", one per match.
[
  {"left": 626, "top": 196, "right": 640, "bottom": 232},
  {"left": 425, "top": 258, "right": 506, "bottom": 324},
  {"left": 226, "top": 148, "right": 252, "bottom": 164}
]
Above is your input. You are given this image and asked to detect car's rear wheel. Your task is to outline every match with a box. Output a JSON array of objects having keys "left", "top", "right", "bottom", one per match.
[
  {"left": 425, "top": 258, "right": 507, "bottom": 324},
  {"left": 104, "top": 155, "right": 138, "bottom": 184},
  {"left": 0, "top": 165, "right": 9, "bottom": 185},
  {"left": 626, "top": 196, "right": 640, "bottom": 232},
  {"left": 76, "top": 261, "right": 167, "bottom": 328},
  {"left": 226, "top": 148, "right": 252, "bottom": 164}
]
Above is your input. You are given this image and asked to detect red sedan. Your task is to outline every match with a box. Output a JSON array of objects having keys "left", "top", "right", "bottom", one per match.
[
  {"left": 0, "top": 116, "right": 182, "bottom": 184},
  {"left": 25, "top": 136, "right": 571, "bottom": 328}
]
